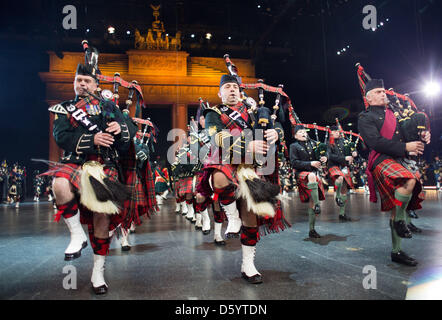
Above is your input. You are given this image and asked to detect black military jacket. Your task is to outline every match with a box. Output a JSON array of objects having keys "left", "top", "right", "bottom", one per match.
[
  {"left": 49, "top": 97, "right": 137, "bottom": 165},
  {"left": 327, "top": 138, "right": 348, "bottom": 168},
  {"left": 289, "top": 141, "right": 316, "bottom": 174},
  {"left": 358, "top": 105, "right": 407, "bottom": 169}
]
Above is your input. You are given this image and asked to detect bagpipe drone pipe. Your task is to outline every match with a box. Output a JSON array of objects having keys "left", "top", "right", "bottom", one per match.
[{"left": 356, "top": 63, "right": 430, "bottom": 143}]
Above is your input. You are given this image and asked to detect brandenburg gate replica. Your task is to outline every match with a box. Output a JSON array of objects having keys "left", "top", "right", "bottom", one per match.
[{"left": 39, "top": 5, "right": 257, "bottom": 161}]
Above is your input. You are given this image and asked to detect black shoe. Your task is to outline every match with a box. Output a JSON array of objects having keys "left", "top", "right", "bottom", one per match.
[
  {"left": 195, "top": 225, "right": 202, "bottom": 230},
  {"left": 393, "top": 220, "right": 412, "bottom": 239},
  {"left": 129, "top": 230, "right": 135, "bottom": 234},
  {"left": 339, "top": 215, "right": 352, "bottom": 222},
  {"left": 391, "top": 251, "right": 418, "bottom": 266},
  {"left": 202, "top": 230, "right": 211, "bottom": 235},
  {"left": 309, "top": 229, "right": 321, "bottom": 238},
  {"left": 64, "top": 241, "right": 87, "bottom": 261},
  {"left": 335, "top": 197, "right": 345, "bottom": 207},
  {"left": 408, "top": 222, "right": 422, "bottom": 233},
  {"left": 408, "top": 210, "right": 419, "bottom": 219},
  {"left": 225, "top": 232, "right": 240, "bottom": 239},
  {"left": 121, "top": 245, "right": 131, "bottom": 251},
  {"left": 241, "top": 272, "right": 263, "bottom": 284},
  {"left": 214, "top": 239, "right": 226, "bottom": 246},
  {"left": 313, "top": 204, "right": 321, "bottom": 215},
  {"left": 92, "top": 284, "right": 108, "bottom": 295}
]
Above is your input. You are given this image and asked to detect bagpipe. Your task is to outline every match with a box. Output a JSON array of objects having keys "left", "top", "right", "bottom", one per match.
[
  {"left": 290, "top": 109, "right": 329, "bottom": 182},
  {"left": 223, "top": 55, "right": 286, "bottom": 132},
  {"left": 356, "top": 63, "right": 430, "bottom": 143},
  {"left": 172, "top": 124, "right": 197, "bottom": 178},
  {"left": 132, "top": 117, "right": 158, "bottom": 165},
  {"left": 82, "top": 40, "right": 145, "bottom": 118},
  {"left": 223, "top": 55, "right": 288, "bottom": 167},
  {"left": 187, "top": 98, "right": 213, "bottom": 173},
  {"left": 333, "top": 117, "right": 362, "bottom": 157}
]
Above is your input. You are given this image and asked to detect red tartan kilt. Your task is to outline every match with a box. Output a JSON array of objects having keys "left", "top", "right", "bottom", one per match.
[
  {"left": 42, "top": 163, "right": 82, "bottom": 190},
  {"left": 373, "top": 159, "right": 424, "bottom": 212},
  {"left": 174, "top": 181, "right": 180, "bottom": 198},
  {"left": 203, "top": 164, "right": 238, "bottom": 185},
  {"left": 204, "top": 162, "right": 290, "bottom": 234},
  {"left": 177, "top": 177, "right": 194, "bottom": 198},
  {"left": 297, "top": 171, "right": 326, "bottom": 203},
  {"left": 328, "top": 166, "right": 354, "bottom": 189},
  {"left": 42, "top": 163, "right": 124, "bottom": 231}
]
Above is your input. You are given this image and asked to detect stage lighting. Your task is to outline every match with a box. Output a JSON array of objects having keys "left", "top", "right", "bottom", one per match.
[
  {"left": 424, "top": 82, "right": 441, "bottom": 97},
  {"left": 206, "top": 33, "right": 212, "bottom": 40},
  {"left": 108, "top": 26, "right": 115, "bottom": 34},
  {"left": 126, "top": 30, "right": 131, "bottom": 35},
  {"left": 191, "top": 34, "right": 195, "bottom": 38}
]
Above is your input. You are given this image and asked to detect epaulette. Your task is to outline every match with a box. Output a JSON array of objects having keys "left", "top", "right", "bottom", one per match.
[
  {"left": 48, "top": 100, "right": 74, "bottom": 115},
  {"left": 202, "top": 105, "right": 222, "bottom": 116}
]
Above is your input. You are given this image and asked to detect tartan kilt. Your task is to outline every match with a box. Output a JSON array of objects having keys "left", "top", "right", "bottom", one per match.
[
  {"left": 177, "top": 176, "right": 194, "bottom": 198},
  {"left": 155, "top": 181, "right": 169, "bottom": 194},
  {"left": 328, "top": 166, "right": 355, "bottom": 189},
  {"left": 42, "top": 162, "right": 124, "bottom": 231},
  {"left": 373, "top": 159, "right": 424, "bottom": 212},
  {"left": 202, "top": 162, "right": 291, "bottom": 235},
  {"left": 174, "top": 180, "right": 184, "bottom": 202},
  {"left": 203, "top": 164, "right": 238, "bottom": 185},
  {"left": 297, "top": 171, "right": 326, "bottom": 203}
]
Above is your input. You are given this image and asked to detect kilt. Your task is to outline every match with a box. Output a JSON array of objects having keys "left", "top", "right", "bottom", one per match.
[
  {"left": 174, "top": 180, "right": 184, "bottom": 201},
  {"left": 177, "top": 176, "right": 194, "bottom": 198},
  {"left": 296, "top": 171, "right": 325, "bottom": 203},
  {"left": 202, "top": 162, "right": 291, "bottom": 235},
  {"left": 373, "top": 159, "right": 424, "bottom": 212},
  {"left": 42, "top": 162, "right": 124, "bottom": 231},
  {"left": 119, "top": 145, "right": 157, "bottom": 228},
  {"left": 328, "top": 166, "right": 355, "bottom": 189},
  {"left": 155, "top": 181, "right": 169, "bottom": 194}
]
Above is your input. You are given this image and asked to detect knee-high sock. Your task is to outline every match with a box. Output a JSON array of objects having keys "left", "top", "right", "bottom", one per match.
[
  {"left": 307, "top": 182, "right": 319, "bottom": 206},
  {"left": 390, "top": 219, "right": 402, "bottom": 253},
  {"left": 394, "top": 190, "right": 412, "bottom": 222},
  {"left": 335, "top": 181, "right": 343, "bottom": 199},
  {"left": 308, "top": 207, "right": 316, "bottom": 231},
  {"left": 240, "top": 226, "right": 259, "bottom": 246},
  {"left": 339, "top": 194, "right": 348, "bottom": 216},
  {"left": 213, "top": 185, "right": 236, "bottom": 206},
  {"left": 54, "top": 198, "right": 78, "bottom": 222},
  {"left": 89, "top": 228, "right": 110, "bottom": 256}
]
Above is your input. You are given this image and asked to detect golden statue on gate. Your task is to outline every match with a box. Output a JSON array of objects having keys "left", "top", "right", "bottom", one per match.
[{"left": 134, "top": 4, "right": 181, "bottom": 51}]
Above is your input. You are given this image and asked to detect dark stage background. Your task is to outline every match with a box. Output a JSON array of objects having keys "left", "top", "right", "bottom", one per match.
[{"left": 1, "top": 0, "right": 441, "bottom": 196}]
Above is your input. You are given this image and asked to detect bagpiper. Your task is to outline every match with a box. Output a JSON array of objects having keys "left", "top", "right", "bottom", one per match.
[
  {"left": 196, "top": 66, "right": 290, "bottom": 284},
  {"left": 357, "top": 64, "right": 430, "bottom": 266},
  {"left": 42, "top": 40, "right": 148, "bottom": 294}
]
